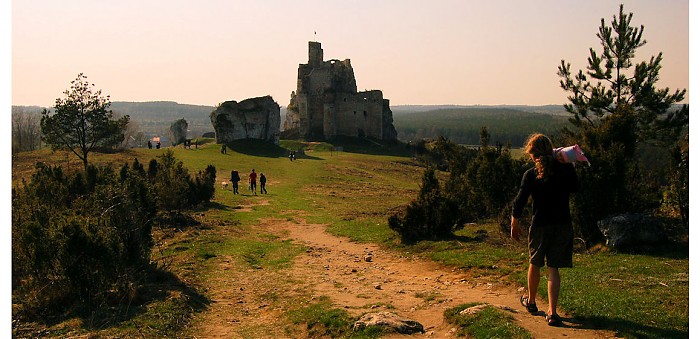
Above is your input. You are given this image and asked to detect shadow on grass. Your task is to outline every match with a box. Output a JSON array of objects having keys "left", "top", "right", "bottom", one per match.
[
  {"left": 328, "top": 136, "right": 413, "bottom": 157},
  {"left": 291, "top": 153, "right": 324, "bottom": 160},
  {"left": 398, "top": 230, "right": 488, "bottom": 246},
  {"left": 197, "top": 201, "right": 231, "bottom": 211},
  {"left": 608, "top": 240, "right": 689, "bottom": 260},
  {"left": 14, "top": 266, "right": 211, "bottom": 337},
  {"left": 225, "top": 139, "right": 290, "bottom": 158},
  {"left": 451, "top": 230, "right": 489, "bottom": 243},
  {"left": 155, "top": 211, "right": 204, "bottom": 230},
  {"left": 94, "top": 267, "right": 210, "bottom": 333},
  {"left": 561, "top": 315, "right": 687, "bottom": 339}
]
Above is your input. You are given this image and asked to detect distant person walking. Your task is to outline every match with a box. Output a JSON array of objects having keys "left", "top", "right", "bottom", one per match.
[
  {"left": 148, "top": 140, "right": 153, "bottom": 149},
  {"left": 231, "top": 170, "right": 241, "bottom": 194},
  {"left": 249, "top": 169, "right": 257, "bottom": 195},
  {"left": 259, "top": 173, "right": 267, "bottom": 194},
  {"left": 221, "top": 144, "right": 227, "bottom": 154},
  {"left": 511, "top": 133, "right": 579, "bottom": 327}
]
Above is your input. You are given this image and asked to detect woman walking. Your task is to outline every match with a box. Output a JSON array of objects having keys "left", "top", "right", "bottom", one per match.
[{"left": 511, "top": 133, "right": 579, "bottom": 327}]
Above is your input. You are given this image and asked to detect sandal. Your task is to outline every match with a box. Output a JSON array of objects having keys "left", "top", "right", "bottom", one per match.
[
  {"left": 520, "top": 295, "right": 538, "bottom": 313},
  {"left": 546, "top": 313, "right": 563, "bottom": 327}
]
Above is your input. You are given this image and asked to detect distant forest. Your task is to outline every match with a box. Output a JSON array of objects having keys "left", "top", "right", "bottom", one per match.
[
  {"left": 392, "top": 107, "right": 571, "bottom": 147},
  {"left": 14, "top": 102, "right": 576, "bottom": 148}
]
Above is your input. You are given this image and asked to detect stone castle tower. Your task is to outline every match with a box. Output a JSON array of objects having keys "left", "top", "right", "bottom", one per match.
[{"left": 283, "top": 42, "right": 397, "bottom": 141}]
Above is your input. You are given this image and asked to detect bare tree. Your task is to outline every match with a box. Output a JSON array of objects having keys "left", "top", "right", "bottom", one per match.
[{"left": 12, "top": 106, "right": 42, "bottom": 154}]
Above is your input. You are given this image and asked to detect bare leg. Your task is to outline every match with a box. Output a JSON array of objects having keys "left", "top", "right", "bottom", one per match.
[
  {"left": 547, "top": 267, "right": 560, "bottom": 315},
  {"left": 528, "top": 264, "right": 541, "bottom": 303}
]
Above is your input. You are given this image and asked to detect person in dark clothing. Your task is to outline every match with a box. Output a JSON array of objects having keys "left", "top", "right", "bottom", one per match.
[
  {"left": 259, "top": 173, "right": 267, "bottom": 194},
  {"left": 221, "top": 144, "right": 227, "bottom": 154},
  {"left": 511, "top": 133, "right": 579, "bottom": 327},
  {"left": 148, "top": 140, "right": 152, "bottom": 149},
  {"left": 231, "top": 170, "right": 241, "bottom": 194}
]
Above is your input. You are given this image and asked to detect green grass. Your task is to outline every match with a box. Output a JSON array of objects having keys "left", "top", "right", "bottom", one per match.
[
  {"left": 561, "top": 252, "right": 688, "bottom": 338},
  {"left": 286, "top": 296, "right": 381, "bottom": 338},
  {"left": 207, "top": 237, "right": 303, "bottom": 269},
  {"left": 444, "top": 303, "right": 531, "bottom": 339}
]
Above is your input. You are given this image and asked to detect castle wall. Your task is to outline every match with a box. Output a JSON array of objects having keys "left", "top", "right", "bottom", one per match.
[{"left": 330, "top": 91, "right": 384, "bottom": 139}]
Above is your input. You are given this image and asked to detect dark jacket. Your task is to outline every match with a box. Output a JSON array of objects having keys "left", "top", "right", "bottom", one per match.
[
  {"left": 512, "top": 162, "right": 579, "bottom": 227},
  {"left": 231, "top": 171, "right": 240, "bottom": 182}
]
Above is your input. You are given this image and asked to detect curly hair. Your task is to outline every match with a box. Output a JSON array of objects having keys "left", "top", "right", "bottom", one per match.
[{"left": 524, "top": 133, "right": 554, "bottom": 181}]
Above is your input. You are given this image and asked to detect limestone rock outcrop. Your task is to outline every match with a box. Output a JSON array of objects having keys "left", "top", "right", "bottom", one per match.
[
  {"left": 284, "top": 41, "right": 397, "bottom": 141},
  {"left": 352, "top": 312, "right": 423, "bottom": 334},
  {"left": 210, "top": 96, "right": 281, "bottom": 145},
  {"left": 597, "top": 213, "right": 667, "bottom": 249},
  {"left": 169, "top": 118, "right": 188, "bottom": 146}
]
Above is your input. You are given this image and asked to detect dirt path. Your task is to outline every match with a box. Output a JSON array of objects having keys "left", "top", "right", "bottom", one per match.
[
  {"left": 191, "top": 207, "right": 617, "bottom": 338},
  {"left": 274, "top": 217, "right": 616, "bottom": 338}
]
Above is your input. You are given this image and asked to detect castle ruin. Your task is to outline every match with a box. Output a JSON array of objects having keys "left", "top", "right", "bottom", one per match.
[{"left": 283, "top": 42, "right": 397, "bottom": 141}]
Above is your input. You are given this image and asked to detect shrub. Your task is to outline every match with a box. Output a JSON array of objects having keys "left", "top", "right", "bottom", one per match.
[
  {"left": 189, "top": 164, "right": 216, "bottom": 206},
  {"left": 12, "top": 163, "right": 156, "bottom": 311},
  {"left": 150, "top": 150, "right": 216, "bottom": 212},
  {"left": 390, "top": 136, "right": 527, "bottom": 243},
  {"left": 13, "top": 151, "right": 216, "bottom": 318},
  {"left": 151, "top": 150, "right": 193, "bottom": 212},
  {"left": 389, "top": 168, "right": 461, "bottom": 242},
  {"left": 449, "top": 147, "right": 527, "bottom": 220}
]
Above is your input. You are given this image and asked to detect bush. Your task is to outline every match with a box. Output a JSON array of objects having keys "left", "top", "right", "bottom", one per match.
[
  {"left": 390, "top": 136, "right": 527, "bottom": 243},
  {"left": 149, "top": 150, "right": 216, "bottom": 212},
  {"left": 449, "top": 147, "right": 527, "bottom": 220},
  {"left": 189, "top": 164, "right": 216, "bottom": 206},
  {"left": 13, "top": 162, "right": 156, "bottom": 311},
  {"left": 389, "top": 168, "right": 462, "bottom": 242},
  {"left": 13, "top": 152, "right": 216, "bottom": 318}
]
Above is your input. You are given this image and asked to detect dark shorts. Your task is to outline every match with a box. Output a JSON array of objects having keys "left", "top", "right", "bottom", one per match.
[{"left": 528, "top": 223, "right": 573, "bottom": 268}]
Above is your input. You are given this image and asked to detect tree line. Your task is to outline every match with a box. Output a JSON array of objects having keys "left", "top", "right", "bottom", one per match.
[{"left": 393, "top": 108, "right": 571, "bottom": 146}]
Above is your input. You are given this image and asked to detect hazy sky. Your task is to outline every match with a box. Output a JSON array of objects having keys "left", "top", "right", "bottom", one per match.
[{"left": 11, "top": 1, "right": 690, "bottom": 108}]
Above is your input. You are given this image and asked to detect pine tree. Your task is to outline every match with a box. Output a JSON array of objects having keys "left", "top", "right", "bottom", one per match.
[
  {"left": 556, "top": 4, "right": 687, "bottom": 243},
  {"left": 557, "top": 4, "right": 685, "bottom": 155}
]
